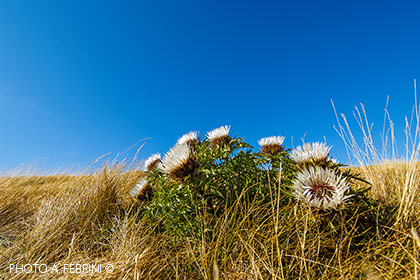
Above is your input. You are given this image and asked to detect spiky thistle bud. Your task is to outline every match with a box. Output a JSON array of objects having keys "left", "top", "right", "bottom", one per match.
[
  {"left": 177, "top": 131, "right": 200, "bottom": 146},
  {"left": 206, "top": 125, "right": 232, "bottom": 148},
  {"left": 144, "top": 153, "right": 161, "bottom": 171},
  {"left": 158, "top": 143, "right": 198, "bottom": 180},
  {"left": 258, "top": 136, "right": 285, "bottom": 156},
  {"left": 130, "top": 178, "right": 153, "bottom": 201},
  {"left": 291, "top": 142, "right": 331, "bottom": 166}
]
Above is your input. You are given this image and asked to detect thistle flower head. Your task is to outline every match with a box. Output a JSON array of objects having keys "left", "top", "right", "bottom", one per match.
[
  {"left": 177, "top": 131, "right": 200, "bottom": 146},
  {"left": 144, "top": 153, "right": 161, "bottom": 171},
  {"left": 129, "top": 178, "right": 153, "bottom": 200},
  {"left": 292, "top": 166, "right": 351, "bottom": 209},
  {"left": 258, "top": 136, "right": 285, "bottom": 156},
  {"left": 206, "top": 125, "right": 232, "bottom": 148},
  {"left": 158, "top": 143, "right": 198, "bottom": 180},
  {"left": 291, "top": 142, "right": 331, "bottom": 164}
]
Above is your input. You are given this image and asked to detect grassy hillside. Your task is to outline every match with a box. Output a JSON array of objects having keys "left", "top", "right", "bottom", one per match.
[
  {"left": 0, "top": 159, "right": 419, "bottom": 279},
  {"left": 2, "top": 100, "right": 420, "bottom": 279}
]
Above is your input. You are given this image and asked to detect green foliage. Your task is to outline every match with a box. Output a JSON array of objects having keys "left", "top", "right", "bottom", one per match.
[{"left": 141, "top": 136, "right": 370, "bottom": 239}]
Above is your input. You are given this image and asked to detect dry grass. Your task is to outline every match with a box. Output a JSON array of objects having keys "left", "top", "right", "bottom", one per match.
[
  {"left": 2, "top": 85, "right": 420, "bottom": 279},
  {"left": 0, "top": 159, "right": 418, "bottom": 279}
]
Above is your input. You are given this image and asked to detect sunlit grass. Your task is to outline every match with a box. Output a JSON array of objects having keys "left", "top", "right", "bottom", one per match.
[{"left": 0, "top": 160, "right": 418, "bottom": 279}]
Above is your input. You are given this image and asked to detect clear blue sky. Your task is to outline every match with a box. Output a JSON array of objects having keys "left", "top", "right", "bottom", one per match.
[{"left": 1, "top": 0, "right": 419, "bottom": 173}]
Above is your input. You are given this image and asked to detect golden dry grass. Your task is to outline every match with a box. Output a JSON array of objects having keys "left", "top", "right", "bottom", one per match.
[
  {"left": 2, "top": 88, "right": 420, "bottom": 279},
  {"left": 0, "top": 160, "right": 418, "bottom": 279}
]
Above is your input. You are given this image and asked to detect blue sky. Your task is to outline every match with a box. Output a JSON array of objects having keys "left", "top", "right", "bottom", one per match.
[{"left": 0, "top": 0, "right": 419, "bottom": 173}]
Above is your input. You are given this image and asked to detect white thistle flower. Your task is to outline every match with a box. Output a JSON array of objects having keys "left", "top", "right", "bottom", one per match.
[
  {"left": 258, "top": 136, "right": 285, "bottom": 147},
  {"left": 258, "top": 136, "right": 285, "bottom": 156},
  {"left": 158, "top": 143, "right": 197, "bottom": 180},
  {"left": 291, "top": 142, "right": 331, "bottom": 164},
  {"left": 144, "top": 153, "right": 161, "bottom": 171},
  {"left": 129, "top": 178, "right": 152, "bottom": 200},
  {"left": 292, "top": 166, "right": 351, "bottom": 209},
  {"left": 177, "top": 131, "right": 200, "bottom": 146},
  {"left": 206, "top": 125, "right": 231, "bottom": 147}
]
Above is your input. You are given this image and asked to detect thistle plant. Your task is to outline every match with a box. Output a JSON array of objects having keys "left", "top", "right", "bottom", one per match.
[
  {"left": 133, "top": 129, "right": 368, "bottom": 238},
  {"left": 258, "top": 136, "right": 285, "bottom": 157},
  {"left": 177, "top": 131, "right": 200, "bottom": 146},
  {"left": 144, "top": 153, "right": 161, "bottom": 171},
  {"left": 292, "top": 166, "right": 352, "bottom": 210},
  {"left": 290, "top": 142, "right": 369, "bottom": 210},
  {"left": 291, "top": 142, "right": 332, "bottom": 168},
  {"left": 158, "top": 143, "right": 198, "bottom": 181},
  {"left": 206, "top": 125, "right": 232, "bottom": 148},
  {"left": 129, "top": 178, "right": 153, "bottom": 201}
]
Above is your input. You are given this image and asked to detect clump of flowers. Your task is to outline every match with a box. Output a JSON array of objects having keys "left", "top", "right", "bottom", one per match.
[
  {"left": 144, "top": 153, "right": 161, "bottom": 171},
  {"left": 132, "top": 129, "right": 366, "bottom": 238},
  {"left": 177, "top": 131, "right": 200, "bottom": 146},
  {"left": 258, "top": 136, "right": 285, "bottom": 157},
  {"left": 206, "top": 125, "right": 232, "bottom": 148},
  {"left": 292, "top": 166, "right": 352, "bottom": 210},
  {"left": 129, "top": 178, "right": 153, "bottom": 201},
  {"left": 158, "top": 143, "right": 198, "bottom": 181}
]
